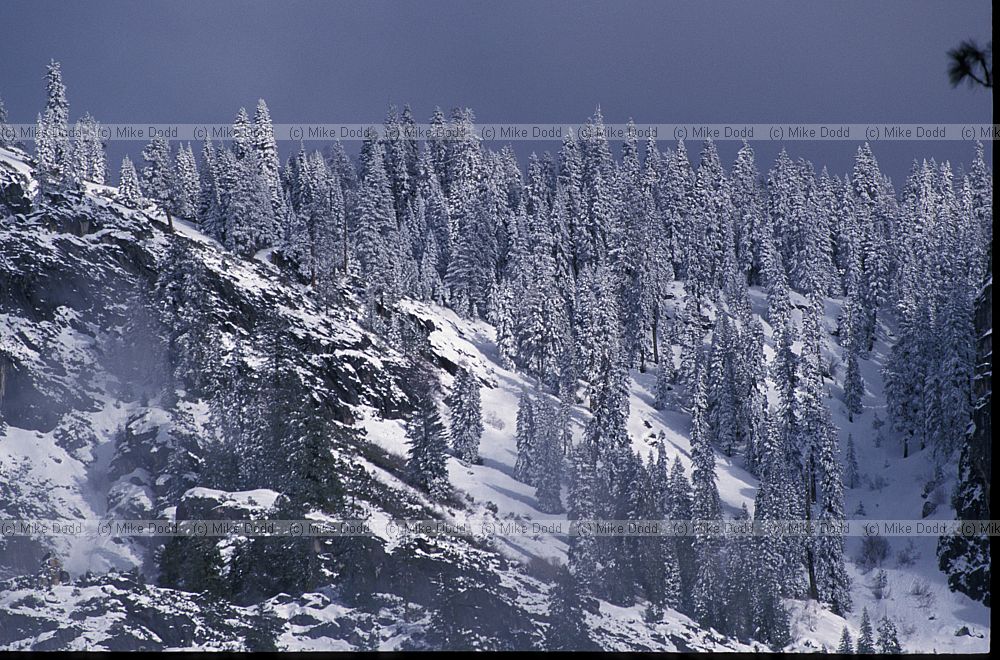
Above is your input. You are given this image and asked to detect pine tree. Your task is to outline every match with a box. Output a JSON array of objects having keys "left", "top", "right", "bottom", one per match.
[
  {"left": 730, "top": 142, "right": 768, "bottom": 284},
  {"left": 722, "top": 504, "right": 754, "bottom": 639},
  {"left": 141, "top": 137, "right": 176, "bottom": 228},
  {"left": 573, "top": 264, "right": 622, "bottom": 401},
  {"left": 844, "top": 434, "right": 860, "bottom": 489},
  {"left": 657, "top": 141, "right": 691, "bottom": 274},
  {"left": 689, "top": 368, "right": 724, "bottom": 629},
  {"left": 937, "top": 253, "right": 991, "bottom": 606},
  {"left": 406, "top": 383, "right": 450, "bottom": 499},
  {"left": 814, "top": 424, "right": 852, "bottom": 614},
  {"left": 117, "top": 156, "right": 143, "bottom": 208},
  {"left": 534, "top": 398, "right": 565, "bottom": 514},
  {"left": 653, "top": 348, "right": 675, "bottom": 409},
  {"left": 875, "top": 616, "right": 902, "bottom": 654},
  {"left": 35, "top": 60, "right": 71, "bottom": 187},
  {"left": 676, "top": 290, "right": 703, "bottom": 392},
  {"left": 837, "top": 626, "right": 854, "bottom": 654},
  {"left": 224, "top": 136, "right": 278, "bottom": 256},
  {"left": 751, "top": 419, "right": 796, "bottom": 644},
  {"left": 355, "top": 137, "right": 401, "bottom": 320},
  {"left": 567, "top": 442, "right": 600, "bottom": 592},
  {"left": 514, "top": 389, "right": 537, "bottom": 484},
  {"left": 667, "top": 456, "right": 697, "bottom": 611},
  {"left": 173, "top": 143, "right": 200, "bottom": 219},
  {"left": 197, "top": 140, "right": 226, "bottom": 240},
  {"left": 488, "top": 281, "right": 516, "bottom": 369},
  {"left": 843, "top": 345, "right": 865, "bottom": 422},
  {"left": 69, "top": 112, "right": 106, "bottom": 185},
  {"left": 856, "top": 607, "right": 875, "bottom": 653},
  {"left": 284, "top": 400, "right": 345, "bottom": 512},
  {"left": 706, "top": 312, "right": 739, "bottom": 455},
  {"left": 545, "top": 565, "right": 593, "bottom": 650},
  {"left": 446, "top": 366, "right": 484, "bottom": 463},
  {"left": 252, "top": 99, "right": 285, "bottom": 219}
]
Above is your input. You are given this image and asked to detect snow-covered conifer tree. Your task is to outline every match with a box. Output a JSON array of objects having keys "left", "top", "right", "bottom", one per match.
[
  {"left": 141, "top": 137, "right": 176, "bottom": 228},
  {"left": 876, "top": 616, "right": 902, "bottom": 654},
  {"left": 689, "top": 369, "right": 724, "bottom": 628},
  {"left": 856, "top": 607, "right": 875, "bottom": 653},
  {"left": 534, "top": 398, "right": 565, "bottom": 514},
  {"left": 837, "top": 626, "right": 853, "bottom": 654},
  {"left": 545, "top": 565, "right": 593, "bottom": 650},
  {"left": 117, "top": 156, "right": 143, "bottom": 209},
  {"left": 446, "top": 366, "right": 483, "bottom": 464},
  {"left": 69, "top": 112, "right": 105, "bottom": 185},
  {"left": 406, "top": 384, "right": 450, "bottom": 500},
  {"left": 514, "top": 389, "right": 537, "bottom": 484},
  {"left": 35, "top": 60, "right": 71, "bottom": 187},
  {"left": 844, "top": 434, "right": 860, "bottom": 489}
]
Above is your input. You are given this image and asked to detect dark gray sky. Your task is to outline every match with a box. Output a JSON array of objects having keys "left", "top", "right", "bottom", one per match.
[{"left": 1, "top": 0, "right": 992, "bottom": 183}]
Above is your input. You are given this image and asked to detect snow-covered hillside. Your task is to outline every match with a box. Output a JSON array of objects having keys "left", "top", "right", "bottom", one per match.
[
  {"left": 1, "top": 145, "right": 761, "bottom": 651},
  {"left": 383, "top": 291, "right": 990, "bottom": 653},
  {"left": 1, "top": 107, "right": 991, "bottom": 652}
]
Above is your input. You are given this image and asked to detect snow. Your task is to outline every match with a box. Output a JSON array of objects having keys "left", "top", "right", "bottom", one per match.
[
  {"left": 1, "top": 144, "right": 989, "bottom": 651},
  {"left": 381, "top": 294, "right": 991, "bottom": 653}
]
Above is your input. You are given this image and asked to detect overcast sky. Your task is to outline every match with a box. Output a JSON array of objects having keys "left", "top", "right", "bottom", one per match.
[{"left": 0, "top": 0, "right": 992, "bottom": 182}]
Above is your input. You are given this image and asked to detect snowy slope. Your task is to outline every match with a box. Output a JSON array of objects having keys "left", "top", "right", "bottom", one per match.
[
  {"left": 379, "top": 290, "right": 990, "bottom": 653},
  {"left": 1, "top": 145, "right": 766, "bottom": 651}
]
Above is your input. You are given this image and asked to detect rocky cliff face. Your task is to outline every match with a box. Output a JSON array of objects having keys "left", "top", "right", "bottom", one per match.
[{"left": 0, "top": 146, "right": 751, "bottom": 651}]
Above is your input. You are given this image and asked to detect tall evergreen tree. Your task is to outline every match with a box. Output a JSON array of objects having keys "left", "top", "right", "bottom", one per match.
[
  {"left": 534, "top": 397, "right": 566, "bottom": 514},
  {"left": 689, "top": 369, "right": 724, "bottom": 629},
  {"left": 446, "top": 366, "right": 484, "bottom": 464},
  {"left": 69, "top": 112, "right": 106, "bottom": 185},
  {"left": 837, "top": 626, "right": 854, "bottom": 654},
  {"left": 117, "top": 156, "right": 143, "bottom": 209},
  {"left": 406, "top": 381, "right": 451, "bottom": 499},
  {"left": 876, "top": 616, "right": 902, "bottom": 654},
  {"left": 141, "top": 137, "right": 176, "bottom": 229},
  {"left": 35, "top": 60, "right": 71, "bottom": 187},
  {"left": 545, "top": 565, "right": 593, "bottom": 650},
  {"left": 514, "top": 389, "right": 537, "bottom": 484},
  {"left": 856, "top": 607, "right": 875, "bottom": 653}
]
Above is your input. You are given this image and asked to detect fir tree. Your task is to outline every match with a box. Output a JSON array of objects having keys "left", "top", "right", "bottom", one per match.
[
  {"left": 69, "top": 112, "right": 106, "bottom": 185},
  {"left": 837, "top": 626, "right": 854, "bottom": 654},
  {"left": 117, "top": 156, "right": 143, "bottom": 208},
  {"left": 35, "top": 60, "right": 71, "bottom": 187},
  {"left": 141, "top": 137, "right": 176, "bottom": 229},
  {"left": 173, "top": 143, "right": 200, "bottom": 219},
  {"left": 814, "top": 424, "right": 852, "bottom": 615},
  {"left": 545, "top": 565, "right": 593, "bottom": 650},
  {"left": 406, "top": 381, "right": 450, "bottom": 499},
  {"left": 534, "top": 398, "right": 565, "bottom": 513},
  {"left": 355, "top": 137, "right": 401, "bottom": 320},
  {"left": 446, "top": 366, "right": 484, "bottom": 464},
  {"left": 875, "top": 616, "right": 902, "bottom": 654},
  {"left": 567, "top": 442, "right": 600, "bottom": 592},
  {"left": 689, "top": 369, "right": 724, "bottom": 629},
  {"left": 284, "top": 400, "right": 345, "bottom": 512},
  {"left": 252, "top": 99, "right": 285, "bottom": 218},
  {"left": 514, "top": 389, "right": 537, "bottom": 484},
  {"left": 653, "top": 348, "right": 675, "bottom": 409},
  {"left": 843, "top": 345, "right": 865, "bottom": 422},
  {"left": 856, "top": 607, "right": 875, "bottom": 653},
  {"left": 667, "top": 456, "right": 697, "bottom": 611},
  {"left": 844, "top": 434, "right": 860, "bottom": 489}
]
